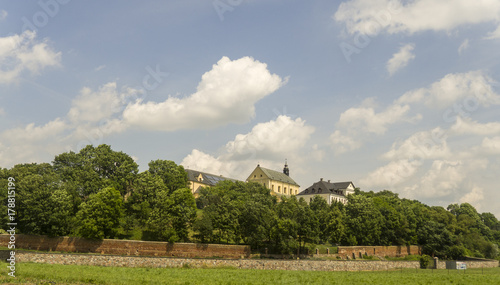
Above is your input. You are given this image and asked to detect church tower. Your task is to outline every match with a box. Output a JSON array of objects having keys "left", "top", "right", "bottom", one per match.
[{"left": 283, "top": 159, "right": 289, "bottom": 176}]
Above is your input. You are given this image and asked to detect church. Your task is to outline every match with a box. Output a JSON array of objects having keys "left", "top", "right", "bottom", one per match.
[{"left": 246, "top": 161, "right": 300, "bottom": 197}]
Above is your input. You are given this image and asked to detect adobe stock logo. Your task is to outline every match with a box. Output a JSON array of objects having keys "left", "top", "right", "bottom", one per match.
[{"left": 21, "top": 0, "right": 71, "bottom": 33}]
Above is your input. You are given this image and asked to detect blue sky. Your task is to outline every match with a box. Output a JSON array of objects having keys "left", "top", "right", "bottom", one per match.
[{"left": 1, "top": 0, "right": 500, "bottom": 217}]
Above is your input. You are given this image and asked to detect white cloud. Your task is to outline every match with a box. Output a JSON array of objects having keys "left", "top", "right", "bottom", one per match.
[
  {"left": 94, "top": 65, "right": 106, "bottom": 71},
  {"left": 68, "top": 82, "right": 137, "bottom": 123},
  {"left": 334, "top": 0, "right": 500, "bottom": 36},
  {"left": 329, "top": 100, "right": 415, "bottom": 154},
  {"left": 0, "top": 10, "right": 7, "bottom": 21},
  {"left": 123, "top": 56, "right": 286, "bottom": 131},
  {"left": 387, "top": 43, "right": 415, "bottom": 76},
  {"left": 337, "top": 103, "right": 411, "bottom": 135},
  {"left": 181, "top": 115, "right": 315, "bottom": 180},
  {"left": 361, "top": 159, "right": 421, "bottom": 188},
  {"left": 450, "top": 117, "right": 500, "bottom": 136},
  {"left": 458, "top": 39, "right": 469, "bottom": 55},
  {"left": 485, "top": 24, "right": 500, "bottom": 39},
  {"left": 0, "top": 118, "right": 69, "bottom": 167},
  {"left": 223, "top": 115, "right": 315, "bottom": 161},
  {"left": 0, "top": 31, "right": 61, "bottom": 84},
  {"left": 396, "top": 71, "right": 500, "bottom": 108},
  {"left": 329, "top": 130, "right": 362, "bottom": 155},
  {"left": 459, "top": 186, "right": 484, "bottom": 210},
  {"left": 481, "top": 136, "right": 500, "bottom": 154},
  {"left": 416, "top": 160, "right": 465, "bottom": 198},
  {"left": 0, "top": 82, "right": 135, "bottom": 168},
  {"left": 383, "top": 128, "right": 450, "bottom": 161}
]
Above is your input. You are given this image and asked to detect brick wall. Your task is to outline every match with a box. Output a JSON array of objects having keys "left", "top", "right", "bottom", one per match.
[
  {"left": 337, "top": 245, "right": 421, "bottom": 259},
  {"left": 0, "top": 234, "right": 250, "bottom": 259}
]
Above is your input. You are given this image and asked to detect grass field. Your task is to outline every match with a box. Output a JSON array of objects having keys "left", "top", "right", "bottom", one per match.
[{"left": 0, "top": 263, "right": 499, "bottom": 284}]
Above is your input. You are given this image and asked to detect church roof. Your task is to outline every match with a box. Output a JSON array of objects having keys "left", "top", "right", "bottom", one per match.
[{"left": 256, "top": 165, "right": 300, "bottom": 186}]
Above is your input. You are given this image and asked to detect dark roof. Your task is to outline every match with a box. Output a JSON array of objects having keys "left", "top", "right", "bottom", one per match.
[
  {"left": 256, "top": 166, "right": 299, "bottom": 186},
  {"left": 297, "top": 180, "right": 354, "bottom": 196},
  {"left": 185, "top": 169, "right": 239, "bottom": 187}
]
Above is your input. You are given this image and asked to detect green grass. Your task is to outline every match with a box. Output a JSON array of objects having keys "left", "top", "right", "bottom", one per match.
[{"left": 1, "top": 262, "right": 499, "bottom": 284}]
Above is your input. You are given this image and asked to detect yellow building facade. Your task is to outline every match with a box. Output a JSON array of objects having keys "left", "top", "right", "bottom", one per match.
[{"left": 246, "top": 163, "right": 299, "bottom": 197}]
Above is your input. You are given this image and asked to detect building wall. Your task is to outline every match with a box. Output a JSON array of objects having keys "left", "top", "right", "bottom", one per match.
[
  {"left": 300, "top": 194, "right": 348, "bottom": 205},
  {"left": 247, "top": 168, "right": 298, "bottom": 196},
  {"left": 188, "top": 180, "right": 210, "bottom": 196},
  {"left": 0, "top": 234, "right": 250, "bottom": 259}
]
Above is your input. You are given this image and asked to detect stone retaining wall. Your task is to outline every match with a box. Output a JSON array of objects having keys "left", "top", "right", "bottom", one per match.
[
  {"left": 2, "top": 251, "right": 497, "bottom": 271},
  {"left": 337, "top": 245, "right": 421, "bottom": 259},
  {"left": 0, "top": 234, "right": 250, "bottom": 259},
  {"left": 3, "top": 250, "right": 421, "bottom": 271}
]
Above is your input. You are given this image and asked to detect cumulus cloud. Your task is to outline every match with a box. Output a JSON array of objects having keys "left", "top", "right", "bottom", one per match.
[
  {"left": 0, "top": 82, "right": 135, "bottom": 168},
  {"left": 337, "top": 103, "right": 411, "bottom": 135},
  {"left": 0, "top": 56, "right": 286, "bottom": 168},
  {"left": 123, "top": 56, "right": 286, "bottom": 131},
  {"left": 459, "top": 186, "right": 484, "bottom": 210},
  {"left": 450, "top": 117, "right": 500, "bottom": 136},
  {"left": 0, "top": 31, "right": 61, "bottom": 84},
  {"left": 68, "top": 82, "right": 137, "bottom": 123},
  {"left": 481, "top": 136, "right": 500, "bottom": 154},
  {"left": 458, "top": 39, "right": 469, "bottom": 55},
  {"left": 396, "top": 71, "right": 500, "bottom": 108},
  {"left": 329, "top": 99, "right": 416, "bottom": 154},
  {"left": 387, "top": 43, "right": 415, "bottom": 76},
  {"left": 485, "top": 25, "right": 500, "bottom": 39},
  {"left": 383, "top": 128, "right": 450, "bottom": 161},
  {"left": 181, "top": 115, "right": 315, "bottom": 180},
  {"left": 334, "top": 0, "right": 500, "bottom": 36},
  {"left": 329, "top": 130, "right": 362, "bottom": 155},
  {"left": 0, "top": 10, "right": 7, "bottom": 21},
  {"left": 361, "top": 159, "right": 421, "bottom": 188},
  {"left": 0, "top": 118, "right": 68, "bottom": 167}
]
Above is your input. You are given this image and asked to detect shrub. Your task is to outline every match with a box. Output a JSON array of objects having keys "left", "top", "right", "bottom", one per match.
[{"left": 419, "top": 255, "right": 432, "bottom": 269}]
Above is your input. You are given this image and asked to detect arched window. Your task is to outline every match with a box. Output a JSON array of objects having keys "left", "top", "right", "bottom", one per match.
[
  {"left": 278, "top": 186, "right": 281, "bottom": 193},
  {"left": 284, "top": 187, "right": 287, "bottom": 194}
]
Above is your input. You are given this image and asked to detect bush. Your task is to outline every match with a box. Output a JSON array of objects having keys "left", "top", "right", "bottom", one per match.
[{"left": 419, "top": 255, "right": 432, "bottom": 269}]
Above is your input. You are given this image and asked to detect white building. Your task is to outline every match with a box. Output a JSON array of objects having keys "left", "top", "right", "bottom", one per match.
[{"left": 296, "top": 178, "right": 355, "bottom": 204}]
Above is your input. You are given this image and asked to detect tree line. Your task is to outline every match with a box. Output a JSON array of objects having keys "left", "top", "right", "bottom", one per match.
[{"left": 1, "top": 144, "right": 499, "bottom": 260}]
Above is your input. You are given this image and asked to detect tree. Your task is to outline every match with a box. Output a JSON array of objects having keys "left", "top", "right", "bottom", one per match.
[
  {"left": 344, "top": 194, "right": 382, "bottom": 245},
  {"left": 76, "top": 187, "right": 123, "bottom": 239},
  {"left": 148, "top": 160, "right": 188, "bottom": 194},
  {"left": 145, "top": 188, "right": 196, "bottom": 242},
  {"left": 53, "top": 145, "right": 138, "bottom": 198},
  {"left": 309, "top": 195, "right": 330, "bottom": 244},
  {"left": 10, "top": 163, "right": 60, "bottom": 235}
]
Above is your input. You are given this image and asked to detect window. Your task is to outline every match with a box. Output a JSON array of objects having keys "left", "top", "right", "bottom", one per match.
[
  {"left": 272, "top": 185, "right": 274, "bottom": 191},
  {"left": 263, "top": 182, "right": 266, "bottom": 187},
  {"left": 260, "top": 174, "right": 262, "bottom": 177},
  {"left": 295, "top": 190, "right": 298, "bottom": 195},
  {"left": 254, "top": 175, "right": 256, "bottom": 178},
  {"left": 284, "top": 187, "right": 287, "bottom": 194},
  {"left": 278, "top": 186, "right": 281, "bottom": 193}
]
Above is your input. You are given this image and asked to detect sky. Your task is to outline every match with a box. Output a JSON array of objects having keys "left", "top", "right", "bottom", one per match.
[{"left": 1, "top": 0, "right": 500, "bottom": 217}]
